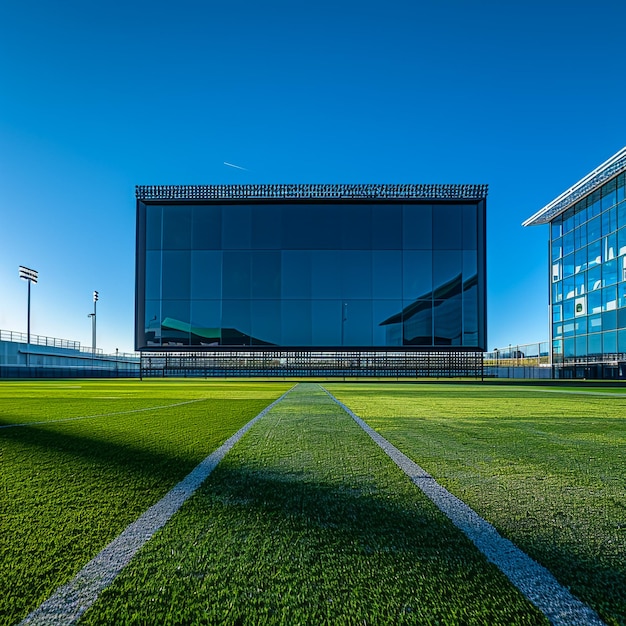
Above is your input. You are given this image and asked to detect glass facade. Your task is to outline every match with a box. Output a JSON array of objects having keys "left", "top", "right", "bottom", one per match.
[
  {"left": 136, "top": 189, "right": 486, "bottom": 351},
  {"left": 549, "top": 171, "right": 626, "bottom": 364}
]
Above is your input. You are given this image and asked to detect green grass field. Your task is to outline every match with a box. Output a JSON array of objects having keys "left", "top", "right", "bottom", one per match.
[
  {"left": 1, "top": 380, "right": 624, "bottom": 625},
  {"left": 0, "top": 380, "right": 292, "bottom": 625},
  {"left": 326, "top": 383, "right": 626, "bottom": 626}
]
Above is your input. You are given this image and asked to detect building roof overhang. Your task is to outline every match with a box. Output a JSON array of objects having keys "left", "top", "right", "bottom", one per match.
[
  {"left": 136, "top": 183, "right": 488, "bottom": 202},
  {"left": 523, "top": 146, "right": 626, "bottom": 227}
]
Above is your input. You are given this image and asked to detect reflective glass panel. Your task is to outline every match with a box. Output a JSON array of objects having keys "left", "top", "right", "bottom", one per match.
[
  {"left": 144, "top": 300, "right": 161, "bottom": 346},
  {"left": 251, "top": 300, "right": 281, "bottom": 346},
  {"left": 311, "top": 250, "right": 341, "bottom": 299},
  {"left": 311, "top": 300, "right": 341, "bottom": 346},
  {"left": 588, "top": 333, "right": 602, "bottom": 355},
  {"left": 162, "top": 251, "right": 191, "bottom": 300},
  {"left": 222, "top": 250, "right": 251, "bottom": 299},
  {"left": 462, "top": 205, "right": 477, "bottom": 250},
  {"left": 603, "top": 259, "right": 617, "bottom": 287},
  {"left": 341, "top": 251, "right": 372, "bottom": 299},
  {"left": 603, "top": 331, "right": 617, "bottom": 353},
  {"left": 403, "top": 299, "right": 432, "bottom": 346},
  {"left": 161, "top": 300, "right": 191, "bottom": 346},
  {"left": 403, "top": 205, "right": 432, "bottom": 249},
  {"left": 251, "top": 251, "right": 281, "bottom": 299},
  {"left": 373, "top": 300, "right": 403, "bottom": 346},
  {"left": 163, "top": 206, "right": 191, "bottom": 250},
  {"left": 221, "top": 300, "right": 251, "bottom": 345},
  {"left": 222, "top": 206, "right": 251, "bottom": 249},
  {"left": 146, "top": 205, "right": 162, "bottom": 250},
  {"left": 619, "top": 329, "right": 626, "bottom": 352},
  {"left": 191, "top": 251, "right": 222, "bottom": 299},
  {"left": 433, "top": 205, "right": 462, "bottom": 250},
  {"left": 281, "top": 251, "right": 311, "bottom": 299},
  {"left": 145, "top": 251, "right": 161, "bottom": 300},
  {"left": 434, "top": 295, "right": 462, "bottom": 346},
  {"left": 587, "top": 216, "right": 601, "bottom": 242},
  {"left": 342, "top": 300, "right": 373, "bottom": 346},
  {"left": 192, "top": 206, "right": 222, "bottom": 250},
  {"left": 372, "top": 205, "right": 402, "bottom": 249},
  {"left": 251, "top": 205, "right": 282, "bottom": 249},
  {"left": 281, "top": 300, "right": 312, "bottom": 346},
  {"left": 372, "top": 251, "right": 402, "bottom": 299},
  {"left": 404, "top": 251, "right": 433, "bottom": 300}
]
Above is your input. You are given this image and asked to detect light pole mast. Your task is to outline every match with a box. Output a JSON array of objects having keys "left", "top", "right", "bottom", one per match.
[
  {"left": 19, "top": 266, "right": 38, "bottom": 367},
  {"left": 92, "top": 291, "right": 99, "bottom": 354}
]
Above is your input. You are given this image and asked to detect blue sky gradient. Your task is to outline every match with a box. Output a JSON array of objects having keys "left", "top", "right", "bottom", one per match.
[{"left": 1, "top": 0, "right": 625, "bottom": 353}]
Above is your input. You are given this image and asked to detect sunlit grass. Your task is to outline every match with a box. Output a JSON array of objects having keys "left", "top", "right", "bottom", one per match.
[
  {"left": 0, "top": 380, "right": 291, "bottom": 625},
  {"left": 81, "top": 384, "right": 546, "bottom": 626},
  {"left": 326, "top": 383, "right": 626, "bottom": 626}
]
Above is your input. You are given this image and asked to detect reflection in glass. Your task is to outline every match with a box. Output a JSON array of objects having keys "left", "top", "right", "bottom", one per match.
[
  {"left": 403, "top": 251, "right": 432, "bottom": 300},
  {"left": 402, "top": 300, "right": 432, "bottom": 346},
  {"left": 161, "top": 300, "right": 191, "bottom": 346},
  {"left": 434, "top": 295, "right": 462, "bottom": 345},
  {"left": 139, "top": 198, "right": 485, "bottom": 350}
]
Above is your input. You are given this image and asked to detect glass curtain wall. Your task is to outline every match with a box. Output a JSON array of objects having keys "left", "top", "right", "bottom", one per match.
[
  {"left": 550, "top": 172, "right": 626, "bottom": 362},
  {"left": 139, "top": 200, "right": 484, "bottom": 350}
]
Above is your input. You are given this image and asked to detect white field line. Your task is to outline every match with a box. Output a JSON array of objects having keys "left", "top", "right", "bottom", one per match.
[
  {"left": 18, "top": 387, "right": 294, "bottom": 626},
  {"left": 322, "top": 387, "right": 606, "bottom": 626},
  {"left": 0, "top": 399, "right": 209, "bottom": 429}
]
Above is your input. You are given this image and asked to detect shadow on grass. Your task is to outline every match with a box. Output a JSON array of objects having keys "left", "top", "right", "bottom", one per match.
[
  {"left": 83, "top": 461, "right": 551, "bottom": 626},
  {"left": 0, "top": 402, "right": 261, "bottom": 626}
]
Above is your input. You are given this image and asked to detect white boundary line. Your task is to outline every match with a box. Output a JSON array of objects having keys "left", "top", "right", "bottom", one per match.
[
  {"left": 18, "top": 387, "right": 294, "bottom": 626},
  {"left": 322, "top": 386, "right": 606, "bottom": 626},
  {"left": 0, "top": 399, "right": 208, "bottom": 429}
]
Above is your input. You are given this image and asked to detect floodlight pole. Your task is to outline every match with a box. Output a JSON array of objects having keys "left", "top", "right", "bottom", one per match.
[
  {"left": 92, "top": 291, "right": 99, "bottom": 354},
  {"left": 19, "top": 266, "right": 38, "bottom": 367}
]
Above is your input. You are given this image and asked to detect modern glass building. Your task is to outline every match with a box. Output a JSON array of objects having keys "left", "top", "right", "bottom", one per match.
[
  {"left": 524, "top": 147, "right": 626, "bottom": 379},
  {"left": 135, "top": 184, "right": 487, "bottom": 376}
]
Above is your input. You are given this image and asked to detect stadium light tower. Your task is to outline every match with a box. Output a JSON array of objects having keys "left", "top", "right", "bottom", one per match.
[
  {"left": 19, "top": 266, "right": 38, "bottom": 367},
  {"left": 89, "top": 291, "right": 99, "bottom": 354}
]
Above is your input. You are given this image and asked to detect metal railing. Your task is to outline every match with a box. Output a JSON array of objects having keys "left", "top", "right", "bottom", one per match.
[
  {"left": 484, "top": 342, "right": 550, "bottom": 367},
  {"left": 0, "top": 328, "right": 138, "bottom": 360}
]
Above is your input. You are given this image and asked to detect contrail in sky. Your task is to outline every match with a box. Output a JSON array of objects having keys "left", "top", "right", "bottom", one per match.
[{"left": 224, "top": 162, "right": 248, "bottom": 171}]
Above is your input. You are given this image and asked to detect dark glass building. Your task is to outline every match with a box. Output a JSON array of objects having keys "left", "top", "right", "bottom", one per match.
[
  {"left": 135, "top": 184, "right": 487, "bottom": 375},
  {"left": 524, "top": 147, "right": 626, "bottom": 379}
]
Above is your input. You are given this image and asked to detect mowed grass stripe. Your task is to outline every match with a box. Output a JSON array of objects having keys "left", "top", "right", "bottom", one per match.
[
  {"left": 0, "top": 398, "right": 208, "bottom": 429},
  {"left": 19, "top": 387, "right": 294, "bottom": 626},
  {"left": 323, "top": 386, "right": 605, "bottom": 626},
  {"left": 1, "top": 380, "right": 292, "bottom": 626},
  {"left": 79, "top": 383, "right": 547, "bottom": 625},
  {"left": 325, "top": 383, "right": 626, "bottom": 626}
]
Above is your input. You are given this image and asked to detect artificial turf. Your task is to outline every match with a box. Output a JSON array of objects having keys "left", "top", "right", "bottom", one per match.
[
  {"left": 326, "top": 383, "right": 626, "bottom": 626},
  {"left": 0, "top": 380, "right": 291, "bottom": 625},
  {"left": 80, "top": 383, "right": 546, "bottom": 625}
]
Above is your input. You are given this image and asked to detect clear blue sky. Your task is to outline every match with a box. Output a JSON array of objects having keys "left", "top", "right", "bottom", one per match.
[{"left": 1, "top": 0, "right": 625, "bottom": 354}]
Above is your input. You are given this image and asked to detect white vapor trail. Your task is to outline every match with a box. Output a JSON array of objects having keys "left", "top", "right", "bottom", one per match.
[{"left": 224, "top": 161, "right": 248, "bottom": 171}]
